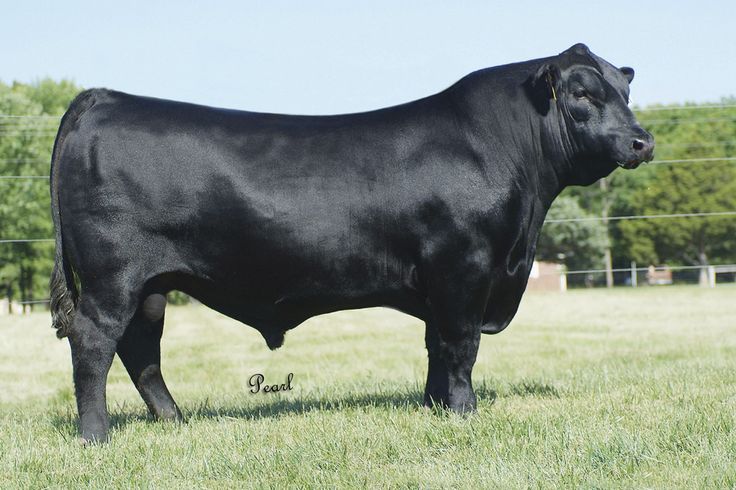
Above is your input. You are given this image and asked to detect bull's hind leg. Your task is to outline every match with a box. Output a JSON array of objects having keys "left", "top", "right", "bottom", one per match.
[
  {"left": 67, "top": 305, "right": 119, "bottom": 443},
  {"left": 116, "top": 294, "right": 182, "bottom": 421}
]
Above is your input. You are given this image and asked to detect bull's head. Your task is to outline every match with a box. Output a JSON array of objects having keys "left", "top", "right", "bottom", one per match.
[{"left": 528, "top": 43, "right": 654, "bottom": 185}]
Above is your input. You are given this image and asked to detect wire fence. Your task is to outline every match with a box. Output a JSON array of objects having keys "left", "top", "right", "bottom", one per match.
[
  {"left": 544, "top": 211, "right": 736, "bottom": 224},
  {"left": 7, "top": 262, "right": 734, "bottom": 309},
  {"left": 2, "top": 104, "right": 736, "bottom": 310},
  {"left": 0, "top": 239, "right": 54, "bottom": 244},
  {"left": 3, "top": 103, "right": 735, "bottom": 118},
  {"left": 2, "top": 156, "right": 736, "bottom": 181},
  {"left": 633, "top": 103, "right": 736, "bottom": 112},
  {"left": 2, "top": 210, "right": 735, "bottom": 245}
]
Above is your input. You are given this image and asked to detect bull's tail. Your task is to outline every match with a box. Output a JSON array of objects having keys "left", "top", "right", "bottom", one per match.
[
  {"left": 49, "top": 89, "right": 98, "bottom": 338},
  {"left": 49, "top": 237, "right": 76, "bottom": 338}
]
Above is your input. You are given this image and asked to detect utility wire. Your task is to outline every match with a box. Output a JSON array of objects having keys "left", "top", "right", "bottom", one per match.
[
  {"left": 2, "top": 156, "right": 735, "bottom": 168},
  {"left": 0, "top": 176, "right": 49, "bottom": 180},
  {"left": 0, "top": 103, "right": 733, "bottom": 120},
  {"left": 0, "top": 159, "right": 48, "bottom": 164},
  {"left": 14, "top": 261, "right": 736, "bottom": 304},
  {"left": 0, "top": 239, "right": 54, "bottom": 244},
  {"left": 0, "top": 114, "right": 61, "bottom": 119},
  {"left": 2, "top": 212, "right": 736, "bottom": 244},
  {"left": 544, "top": 211, "right": 736, "bottom": 224},
  {"left": 649, "top": 157, "right": 736, "bottom": 164},
  {"left": 654, "top": 141, "right": 736, "bottom": 148},
  {"left": 0, "top": 103, "right": 733, "bottom": 119},
  {"left": 635, "top": 104, "right": 736, "bottom": 112},
  {"left": 639, "top": 117, "right": 736, "bottom": 125}
]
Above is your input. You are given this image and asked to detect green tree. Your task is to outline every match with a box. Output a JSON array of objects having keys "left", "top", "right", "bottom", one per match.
[
  {"left": 0, "top": 79, "right": 81, "bottom": 311},
  {"left": 616, "top": 100, "right": 736, "bottom": 283},
  {"left": 549, "top": 100, "right": 736, "bottom": 284}
]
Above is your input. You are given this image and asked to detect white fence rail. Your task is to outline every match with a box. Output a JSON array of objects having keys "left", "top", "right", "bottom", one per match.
[{"left": 534, "top": 262, "right": 736, "bottom": 290}]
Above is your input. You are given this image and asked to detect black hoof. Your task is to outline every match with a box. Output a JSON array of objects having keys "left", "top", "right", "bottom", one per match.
[{"left": 423, "top": 392, "right": 477, "bottom": 414}]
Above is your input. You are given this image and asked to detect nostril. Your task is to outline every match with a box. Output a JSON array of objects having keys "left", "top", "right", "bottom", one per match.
[{"left": 633, "top": 139, "right": 645, "bottom": 151}]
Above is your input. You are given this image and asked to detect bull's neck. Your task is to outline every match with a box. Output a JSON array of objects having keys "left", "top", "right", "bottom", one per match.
[
  {"left": 447, "top": 77, "right": 571, "bottom": 210},
  {"left": 530, "top": 101, "right": 578, "bottom": 204}
]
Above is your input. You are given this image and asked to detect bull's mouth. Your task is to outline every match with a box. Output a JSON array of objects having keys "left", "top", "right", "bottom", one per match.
[{"left": 617, "top": 155, "right": 654, "bottom": 170}]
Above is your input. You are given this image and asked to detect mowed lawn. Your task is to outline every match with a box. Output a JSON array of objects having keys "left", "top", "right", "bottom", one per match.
[{"left": 0, "top": 286, "right": 734, "bottom": 488}]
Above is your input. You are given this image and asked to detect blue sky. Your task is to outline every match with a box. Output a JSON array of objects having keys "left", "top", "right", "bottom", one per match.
[{"left": 1, "top": 1, "right": 734, "bottom": 114}]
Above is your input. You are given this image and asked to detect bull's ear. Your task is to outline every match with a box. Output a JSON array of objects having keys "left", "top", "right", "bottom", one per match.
[
  {"left": 620, "top": 66, "right": 635, "bottom": 84},
  {"left": 525, "top": 63, "right": 561, "bottom": 114},
  {"left": 532, "top": 64, "right": 561, "bottom": 100}
]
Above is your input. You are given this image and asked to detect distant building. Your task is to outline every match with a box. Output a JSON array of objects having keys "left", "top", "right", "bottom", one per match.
[
  {"left": 527, "top": 261, "right": 567, "bottom": 292},
  {"left": 646, "top": 265, "right": 673, "bottom": 285}
]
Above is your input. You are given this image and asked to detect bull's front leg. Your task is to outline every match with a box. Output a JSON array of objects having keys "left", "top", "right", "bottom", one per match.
[{"left": 423, "top": 318, "right": 481, "bottom": 413}]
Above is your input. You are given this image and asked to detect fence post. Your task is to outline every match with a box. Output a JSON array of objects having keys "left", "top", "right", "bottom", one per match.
[
  {"left": 707, "top": 266, "right": 716, "bottom": 288},
  {"left": 600, "top": 178, "right": 613, "bottom": 288},
  {"left": 6, "top": 286, "right": 12, "bottom": 315},
  {"left": 630, "top": 261, "right": 637, "bottom": 287}
]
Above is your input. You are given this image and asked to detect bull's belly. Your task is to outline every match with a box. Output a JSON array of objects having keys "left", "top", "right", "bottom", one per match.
[{"left": 150, "top": 258, "right": 428, "bottom": 346}]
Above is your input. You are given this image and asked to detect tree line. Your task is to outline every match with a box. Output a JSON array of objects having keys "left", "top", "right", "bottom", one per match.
[
  {"left": 0, "top": 80, "right": 80, "bottom": 310},
  {"left": 1, "top": 80, "right": 735, "bottom": 311}
]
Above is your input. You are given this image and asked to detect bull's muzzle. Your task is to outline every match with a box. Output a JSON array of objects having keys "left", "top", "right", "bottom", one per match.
[{"left": 620, "top": 129, "right": 655, "bottom": 169}]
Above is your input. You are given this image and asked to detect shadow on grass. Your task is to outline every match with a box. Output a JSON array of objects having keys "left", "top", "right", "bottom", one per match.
[
  {"left": 51, "top": 384, "right": 499, "bottom": 437},
  {"left": 186, "top": 384, "right": 499, "bottom": 421},
  {"left": 508, "top": 380, "right": 561, "bottom": 398}
]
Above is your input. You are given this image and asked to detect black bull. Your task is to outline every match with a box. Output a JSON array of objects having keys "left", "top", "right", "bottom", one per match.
[{"left": 49, "top": 43, "right": 653, "bottom": 442}]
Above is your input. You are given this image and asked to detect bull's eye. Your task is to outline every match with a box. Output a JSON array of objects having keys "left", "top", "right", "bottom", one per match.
[{"left": 573, "top": 88, "right": 587, "bottom": 99}]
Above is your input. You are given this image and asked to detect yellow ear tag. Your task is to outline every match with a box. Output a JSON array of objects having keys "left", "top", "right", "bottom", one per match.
[{"left": 547, "top": 72, "right": 557, "bottom": 101}]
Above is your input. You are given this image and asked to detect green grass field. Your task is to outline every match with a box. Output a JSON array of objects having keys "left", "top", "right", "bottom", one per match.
[{"left": 0, "top": 286, "right": 734, "bottom": 488}]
